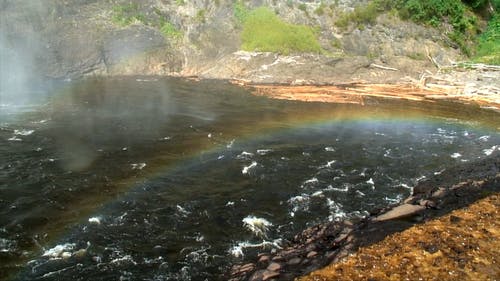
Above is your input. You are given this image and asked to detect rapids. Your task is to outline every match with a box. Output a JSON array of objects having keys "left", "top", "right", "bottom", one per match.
[{"left": 0, "top": 77, "right": 499, "bottom": 280}]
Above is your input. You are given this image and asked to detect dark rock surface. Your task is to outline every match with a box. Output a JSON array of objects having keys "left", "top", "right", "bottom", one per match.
[
  {"left": 0, "top": 0, "right": 462, "bottom": 83},
  {"left": 228, "top": 153, "right": 500, "bottom": 281}
]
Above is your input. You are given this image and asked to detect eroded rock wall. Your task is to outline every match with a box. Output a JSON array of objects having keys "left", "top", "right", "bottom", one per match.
[{"left": 0, "top": 0, "right": 463, "bottom": 83}]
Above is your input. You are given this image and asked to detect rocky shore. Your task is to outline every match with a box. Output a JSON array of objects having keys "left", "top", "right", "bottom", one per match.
[
  {"left": 228, "top": 153, "right": 500, "bottom": 281},
  {"left": 245, "top": 67, "right": 500, "bottom": 112}
]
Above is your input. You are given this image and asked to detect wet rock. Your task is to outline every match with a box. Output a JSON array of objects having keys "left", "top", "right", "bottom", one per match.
[
  {"left": 306, "top": 251, "right": 318, "bottom": 258},
  {"left": 240, "top": 263, "right": 255, "bottom": 272},
  {"left": 258, "top": 255, "right": 270, "bottom": 265},
  {"left": 413, "top": 183, "right": 435, "bottom": 195},
  {"left": 419, "top": 199, "right": 437, "bottom": 208},
  {"left": 374, "top": 204, "right": 426, "bottom": 221},
  {"left": 271, "top": 255, "right": 284, "bottom": 262},
  {"left": 431, "top": 187, "right": 447, "bottom": 199},
  {"left": 262, "top": 269, "right": 280, "bottom": 280},
  {"left": 267, "top": 262, "right": 281, "bottom": 272},
  {"left": 343, "top": 220, "right": 353, "bottom": 227},
  {"left": 249, "top": 269, "right": 265, "bottom": 281},
  {"left": 287, "top": 257, "right": 302, "bottom": 266}
]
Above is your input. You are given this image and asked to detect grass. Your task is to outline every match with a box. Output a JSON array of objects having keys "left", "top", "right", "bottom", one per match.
[
  {"left": 159, "top": 19, "right": 183, "bottom": 40},
  {"left": 335, "top": 1, "right": 381, "bottom": 30},
  {"left": 315, "top": 2, "right": 327, "bottom": 16},
  {"left": 474, "top": 13, "right": 500, "bottom": 65},
  {"left": 112, "top": 3, "right": 145, "bottom": 26},
  {"left": 196, "top": 9, "right": 206, "bottom": 23},
  {"left": 241, "top": 7, "right": 322, "bottom": 55}
]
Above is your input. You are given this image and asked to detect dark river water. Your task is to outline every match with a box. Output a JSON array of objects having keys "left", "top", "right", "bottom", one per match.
[{"left": 0, "top": 77, "right": 499, "bottom": 280}]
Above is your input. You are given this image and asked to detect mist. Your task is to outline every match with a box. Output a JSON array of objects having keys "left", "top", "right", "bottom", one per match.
[{"left": 0, "top": 1, "right": 51, "bottom": 112}]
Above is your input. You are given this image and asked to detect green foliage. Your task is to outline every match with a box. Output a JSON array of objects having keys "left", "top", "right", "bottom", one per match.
[
  {"left": 159, "top": 19, "right": 183, "bottom": 39},
  {"left": 241, "top": 7, "right": 322, "bottom": 55},
  {"left": 334, "top": 0, "right": 485, "bottom": 55},
  {"left": 298, "top": 4, "right": 307, "bottom": 12},
  {"left": 196, "top": 9, "right": 206, "bottom": 23},
  {"left": 475, "top": 13, "right": 500, "bottom": 64},
  {"left": 175, "top": 0, "right": 185, "bottom": 5},
  {"left": 463, "top": 0, "right": 500, "bottom": 10},
  {"left": 112, "top": 3, "right": 145, "bottom": 26},
  {"left": 335, "top": 1, "right": 381, "bottom": 29},
  {"left": 315, "top": 2, "right": 326, "bottom": 16},
  {"left": 234, "top": 1, "right": 250, "bottom": 24},
  {"left": 399, "top": 0, "right": 478, "bottom": 54}
]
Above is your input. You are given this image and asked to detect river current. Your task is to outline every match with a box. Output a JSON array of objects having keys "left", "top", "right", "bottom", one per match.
[{"left": 0, "top": 77, "right": 499, "bottom": 280}]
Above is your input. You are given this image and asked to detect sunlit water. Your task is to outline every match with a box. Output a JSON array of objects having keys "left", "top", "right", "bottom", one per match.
[{"left": 0, "top": 77, "right": 499, "bottom": 280}]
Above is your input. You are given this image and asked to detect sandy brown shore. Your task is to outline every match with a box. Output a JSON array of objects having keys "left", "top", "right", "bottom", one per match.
[{"left": 300, "top": 194, "right": 499, "bottom": 281}]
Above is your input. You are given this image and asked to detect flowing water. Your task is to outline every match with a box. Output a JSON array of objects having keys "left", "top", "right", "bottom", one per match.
[{"left": 0, "top": 77, "right": 499, "bottom": 280}]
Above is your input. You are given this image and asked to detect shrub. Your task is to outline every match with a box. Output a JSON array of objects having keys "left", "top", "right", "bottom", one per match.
[
  {"left": 196, "top": 9, "right": 206, "bottom": 23},
  {"left": 475, "top": 13, "right": 500, "bottom": 64},
  {"left": 234, "top": 1, "right": 250, "bottom": 24},
  {"left": 241, "top": 7, "right": 322, "bottom": 54},
  {"left": 112, "top": 3, "right": 145, "bottom": 26},
  {"left": 315, "top": 2, "right": 326, "bottom": 16},
  {"left": 335, "top": 1, "right": 381, "bottom": 29},
  {"left": 159, "top": 20, "right": 183, "bottom": 40},
  {"left": 335, "top": 0, "right": 481, "bottom": 55}
]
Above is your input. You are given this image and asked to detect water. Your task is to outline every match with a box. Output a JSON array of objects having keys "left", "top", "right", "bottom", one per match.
[{"left": 0, "top": 77, "right": 499, "bottom": 280}]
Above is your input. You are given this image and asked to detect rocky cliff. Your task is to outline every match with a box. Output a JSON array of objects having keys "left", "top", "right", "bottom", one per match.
[{"left": 0, "top": 0, "right": 465, "bottom": 84}]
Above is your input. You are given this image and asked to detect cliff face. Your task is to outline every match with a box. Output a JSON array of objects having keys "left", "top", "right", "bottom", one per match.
[{"left": 0, "top": 0, "right": 463, "bottom": 84}]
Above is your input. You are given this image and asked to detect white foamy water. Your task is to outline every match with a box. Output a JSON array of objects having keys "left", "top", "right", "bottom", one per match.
[
  {"left": 366, "top": 178, "right": 375, "bottom": 189},
  {"left": 176, "top": 205, "right": 191, "bottom": 217},
  {"left": 483, "top": 145, "right": 499, "bottom": 156},
  {"left": 236, "top": 151, "right": 254, "bottom": 160},
  {"left": 7, "top": 136, "right": 22, "bottom": 141},
  {"left": 110, "top": 254, "right": 137, "bottom": 265},
  {"left": 242, "top": 216, "right": 272, "bottom": 238},
  {"left": 131, "top": 163, "right": 146, "bottom": 170},
  {"left": 478, "top": 135, "right": 490, "bottom": 141},
  {"left": 14, "top": 129, "right": 34, "bottom": 136},
  {"left": 326, "top": 198, "right": 346, "bottom": 222},
  {"left": 31, "top": 119, "right": 49, "bottom": 124},
  {"left": 324, "top": 146, "right": 335, "bottom": 152},
  {"left": 226, "top": 139, "right": 235, "bottom": 148},
  {"left": 327, "top": 184, "right": 349, "bottom": 192},
  {"left": 88, "top": 217, "right": 101, "bottom": 225},
  {"left": 42, "top": 243, "right": 76, "bottom": 259},
  {"left": 242, "top": 161, "right": 257, "bottom": 174},
  {"left": 450, "top": 153, "right": 462, "bottom": 158},
  {"left": 300, "top": 177, "right": 318, "bottom": 188},
  {"left": 288, "top": 194, "right": 310, "bottom": 214},
  {"left": 229, "top": 239, "right": 282, "bottom": 258},
  {"left": 257, "top": 149, "right": 272, "bottom": 155},
  {"left": 319, "top": 160, "right": 336, "bottom": 169}
]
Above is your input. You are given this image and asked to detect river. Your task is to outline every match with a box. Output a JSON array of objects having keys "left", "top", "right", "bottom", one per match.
[{"left": 1, "top": 77, "right": 499, "bottom": 280}]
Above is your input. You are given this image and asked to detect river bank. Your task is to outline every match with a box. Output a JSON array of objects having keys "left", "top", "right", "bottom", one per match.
[
  {"left": 240, "top": 67, "right": 500, "bottom": 112},
  {"left": 228, "top": 153, "right": 500, "bottom": 281},
  {"left": 226, "top": 67, "right": 500, "bottom": 280}
]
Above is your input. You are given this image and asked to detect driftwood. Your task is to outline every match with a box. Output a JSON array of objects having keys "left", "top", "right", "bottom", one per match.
[{"left": 370, "top": 63, "right": 398, "bottom": 71}]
